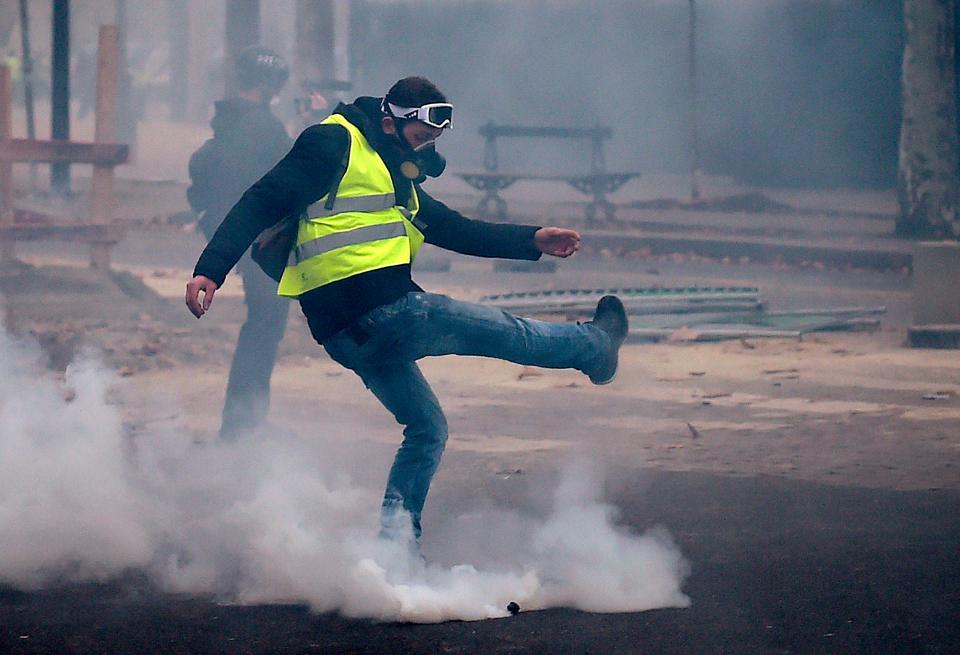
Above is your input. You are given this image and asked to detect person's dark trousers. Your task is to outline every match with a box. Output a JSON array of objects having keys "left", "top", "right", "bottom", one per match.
[{"left": 219, "top": 250, "right": 290, "bottom": 439}]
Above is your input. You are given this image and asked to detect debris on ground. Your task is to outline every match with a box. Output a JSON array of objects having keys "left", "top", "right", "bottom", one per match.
[
  {"left": 517, "top": 366, "right": 544, "bottom": 380},
  {"left": 480, "top": 287, "right": 886, "bottom": 343},
  {"left": 1, "top": 262, "right": 234, "bottom": 372},
  {"left": 627, "top": 192, "right": 796, "bottom": 214},
  {"left": 496, "top": 469, "right": 524, "bottom": 479}
]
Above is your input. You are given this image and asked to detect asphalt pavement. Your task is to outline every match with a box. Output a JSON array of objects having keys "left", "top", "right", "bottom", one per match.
[{"left": 2, "top": 470, "right": 957, "bottom": 654}]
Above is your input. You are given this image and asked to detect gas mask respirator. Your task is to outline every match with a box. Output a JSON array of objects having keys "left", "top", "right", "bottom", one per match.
[{"left": 398, "top": 140, "right": 447, "bottom": 184}]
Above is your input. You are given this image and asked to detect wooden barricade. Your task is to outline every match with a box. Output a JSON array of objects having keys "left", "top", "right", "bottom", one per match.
[
  {"left": 0, "top": 25, "right": 128, "bottom": 270},
  {"left": 0, "top": 65, "right": 12, "bottom": 262}
]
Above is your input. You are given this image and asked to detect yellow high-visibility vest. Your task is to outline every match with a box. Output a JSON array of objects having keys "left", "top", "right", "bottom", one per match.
[{"left": 277, "top": 113, "right": 424, "bottom": 297}]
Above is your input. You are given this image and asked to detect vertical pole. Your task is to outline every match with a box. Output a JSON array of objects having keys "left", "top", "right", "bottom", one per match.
[
  {"left": 0, "top": 66, "right": 14, "bottom": 263},
  {"left": 168, "top": 0, "right": 189, "bottom": 121},
  {"left": 186, "top": 1, "right": 214, "bottom": 121},
  {"left": 350, "top": 0, "right": 368, "bottom": 92},
  {"left": 224, "top": 0, "right": 261, "bottom": 98},
  {"left": 115, "top": 0, "right": 136, "bottom": 157},
  {"left": 51, "top": 0, "right": 71, "bottom": 195},
  {"left": 90, "top": 25, "right": 118, "bottom": 271},
  {"left": 295, "top": 0, "right": 335, "bottom": 97},
  {"left": 18, "top": 0, "right": 38, "bottom": 191},
  {"left": 689, "top": 0, "right": 701, "bottom": 201},
  {"left": 333, "top": 0, "right": 351, "bottom": 101}
]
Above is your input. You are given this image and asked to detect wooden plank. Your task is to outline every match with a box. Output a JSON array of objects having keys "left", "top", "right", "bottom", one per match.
[
  {"left": 0, "top": 64, "right": 13, "bottom": 262},
  {"left": 94, "top": 26, "right": 119, "bottom": 146},
  {"left": 91, "top": 25, "right": 120, "bottom": 271},
  {"left": 0, "top": 40, "right": 128, "bottom": 264},
  {"left": 0, "top": 223, "right": 124, "bottom": 243},
  {"left": 0, "top": 139, "right": 128, "bottom": 165}
]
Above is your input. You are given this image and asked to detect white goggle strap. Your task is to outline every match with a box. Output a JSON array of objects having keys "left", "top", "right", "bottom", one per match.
[{"left": 383, "top": 101, "right": 453, "bottom": 129}]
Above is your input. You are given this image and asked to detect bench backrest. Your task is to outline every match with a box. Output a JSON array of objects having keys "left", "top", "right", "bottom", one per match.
[{"left": 478, "top": 122, "right": 611, "bottom": 173}]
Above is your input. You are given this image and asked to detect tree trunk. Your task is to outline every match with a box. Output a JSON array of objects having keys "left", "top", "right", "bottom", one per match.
[{"left": 898, "top": 0, "right": 959, "bottom": 238}]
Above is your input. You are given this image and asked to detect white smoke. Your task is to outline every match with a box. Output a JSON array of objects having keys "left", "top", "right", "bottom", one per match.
[
  {"left": 0, "top": 326, "right": 689, "bottom": 622},
  {"left": 0, "top": 331, "right": 154, "bottom": 588}
]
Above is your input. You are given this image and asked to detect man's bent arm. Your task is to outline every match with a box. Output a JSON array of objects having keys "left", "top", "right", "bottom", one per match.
[
  {"left": 416, "top": 189, "right": 542, "bottom": 261},
  {"left": 192, "top": 125, "right": 349, "bottom": 286}
]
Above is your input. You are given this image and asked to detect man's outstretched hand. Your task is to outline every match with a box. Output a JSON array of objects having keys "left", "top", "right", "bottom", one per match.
[
  {"left": 534, "top": 227, "right": 581, "bottom": 258},
  {"left": 185, "top": 275, "right": 219, "bottom": 318}
]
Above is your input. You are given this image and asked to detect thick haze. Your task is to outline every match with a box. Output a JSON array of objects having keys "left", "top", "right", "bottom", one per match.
[
  {"left": 1, "top": 0, "right": 904, "bottom": 188},
  {"left": 356, "top": 0, "right": 903, "bottom": 187},
  {"left": 0, "top": 325, "right": 690, "bottom": 622},
  {"left": 0, "top": 0, "right": 916, "bottom": 624}
]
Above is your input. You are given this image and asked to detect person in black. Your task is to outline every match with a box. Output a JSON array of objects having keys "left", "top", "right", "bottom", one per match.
[
  {"left": 185, "top": 77, "right": 628, "bottom": 546},
  {"left": 186, "top": 46, "right": 293, "bottom": 439}
]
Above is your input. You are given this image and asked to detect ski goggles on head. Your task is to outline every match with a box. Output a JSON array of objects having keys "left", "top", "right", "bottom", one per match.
[{"left": 382, "top": 100, "right": 453, "bottom": 129}]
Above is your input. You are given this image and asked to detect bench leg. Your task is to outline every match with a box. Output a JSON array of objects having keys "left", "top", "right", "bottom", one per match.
[
  {"left": 602, "top": 199, "right": 616, "bottom": 221},
  {"left": 478, "top": 190, "right": 508, "bottom": 221},
  {"left": 90, "top": 241, "right": 112, "bottom": 271},
  {"left": 584, "top": 201, "right": 617, "bottom": 224},
  {"left": 584, "top": 192, "right": 616, "bottom": 224},
  {"left": 0, "top": 238, "right": 14, "bottom": 264},
  {"left": 495, "top": 195, "right": 507, "bottom": 220}
]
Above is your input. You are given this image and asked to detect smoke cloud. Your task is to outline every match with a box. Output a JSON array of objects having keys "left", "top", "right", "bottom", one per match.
[
  {"left": 0, "top": 325, "right": 689, "bottom": 622},
  {"left": 0, "top": 331, "right": 154, "bottom": 588}
]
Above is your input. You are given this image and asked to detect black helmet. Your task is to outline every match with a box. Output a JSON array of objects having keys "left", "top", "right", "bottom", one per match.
[{"left": 235, "top": 46, "right": 289, "bottom": 92}]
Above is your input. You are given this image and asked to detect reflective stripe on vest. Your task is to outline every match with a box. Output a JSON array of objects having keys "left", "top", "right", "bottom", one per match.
[
  {"left": 307, "top": 192, "right": 397, "bottom": 218},
  {"left": 292, "top": 221, "right": 406, "bottom": 264},
  {"left": 276, "top": 113, "right": 423, "bottom": 298}
]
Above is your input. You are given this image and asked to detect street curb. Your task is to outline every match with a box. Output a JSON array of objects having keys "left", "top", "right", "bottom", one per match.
[
  {"left": 908, "top": 324, "right": 960, "bottom": 349},
  {"left": 583, "top": 230, "right": 913, "bottom": 271}
]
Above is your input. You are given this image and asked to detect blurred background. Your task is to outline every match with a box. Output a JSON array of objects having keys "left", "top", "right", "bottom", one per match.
[{"left": 0, "top": 1, "right": 913, "bottom": 187}]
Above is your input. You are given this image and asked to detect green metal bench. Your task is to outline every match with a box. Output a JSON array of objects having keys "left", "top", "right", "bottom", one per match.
[{"left": 456, "top": 123, "right": 639, "bottom": 224}]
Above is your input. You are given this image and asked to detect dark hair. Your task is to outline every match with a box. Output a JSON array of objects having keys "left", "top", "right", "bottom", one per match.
[
  {"left": 235, "top": 46, "right": 289, "bottom": 92},
  {"left": 385, "top": 77, "right": 447, "bottom": 108}
]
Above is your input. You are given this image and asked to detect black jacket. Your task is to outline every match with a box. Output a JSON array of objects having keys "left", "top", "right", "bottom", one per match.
[
  {"left": 193, "top": 96, "right": 542, "bottom": 342},
  {"left": 187, "top": 97, "right": 292, "bottom": 239}
]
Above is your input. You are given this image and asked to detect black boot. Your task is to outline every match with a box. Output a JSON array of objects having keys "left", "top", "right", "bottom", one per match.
[{"left": 587, "top": 295, "right": 628, "bottom": 385}]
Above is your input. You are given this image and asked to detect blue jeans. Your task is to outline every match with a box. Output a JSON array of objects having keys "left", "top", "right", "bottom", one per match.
[{"left": 321, "top": 292, "right": 611, "bottom": 538}]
